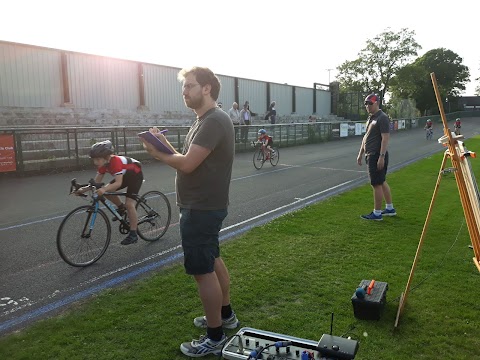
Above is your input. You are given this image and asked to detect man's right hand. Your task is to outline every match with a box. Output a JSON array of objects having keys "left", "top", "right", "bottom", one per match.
[{"left": 357, "top": 154, "right": 363, "bottom": 166}]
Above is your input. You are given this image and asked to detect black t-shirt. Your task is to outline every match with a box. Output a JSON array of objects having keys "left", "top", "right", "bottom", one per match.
[{"left": 363, "top": 110, "right": 390, "bottom": 155}]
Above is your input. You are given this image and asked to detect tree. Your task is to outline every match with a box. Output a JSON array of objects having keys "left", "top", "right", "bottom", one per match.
[
  {"left": 336, "top": 28, "right": 421, "bottom": 103},
  {"left": 391, "top": 48, "right": 470, "bottom": 114}
]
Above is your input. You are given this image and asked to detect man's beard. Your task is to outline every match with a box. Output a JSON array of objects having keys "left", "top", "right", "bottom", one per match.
[{"left": 184, "top": 96, "right": 203, "bottom": 110}]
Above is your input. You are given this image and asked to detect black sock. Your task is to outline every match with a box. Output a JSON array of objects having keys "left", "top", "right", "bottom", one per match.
[
  {"left": 207, "top": 326, "right": 224, "bottom": 342},
  {"left": 221, "top": 304, "right": 232, "bottom": 319},
  {"left": 130, "top": 230, "right": 137, "bottom": 236}
]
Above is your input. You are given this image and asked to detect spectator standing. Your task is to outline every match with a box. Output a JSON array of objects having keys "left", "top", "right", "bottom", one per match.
[
  {"left": 140, "top": 66, "right": 239, "bottom": 357},
  {"left": 244, "top": 100, "right": 257, "bottom": 116},
  {"left": 356, "top": 93, "right": 396, "bottom": 221},
  {"left": 228, "top": 102, "right": 241, "bottom": 142},
  {"left": 265, "top": 101, "right": 277, "bottom": 124},
  {"left": 239, "top": 102, "right": 252, "bottom": 143}
]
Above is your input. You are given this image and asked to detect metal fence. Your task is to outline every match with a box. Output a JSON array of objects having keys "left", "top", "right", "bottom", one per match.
[
  {"left": 0, "top": 122, "right": 382, "bottom": 175},
  {"left": 1, "top": 112, "right": 474, "bottom": 175}
]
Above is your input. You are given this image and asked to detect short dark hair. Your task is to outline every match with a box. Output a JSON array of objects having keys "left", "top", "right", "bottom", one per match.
[{"left": 178, "top": 66, "right": 221, "bottom": 100}]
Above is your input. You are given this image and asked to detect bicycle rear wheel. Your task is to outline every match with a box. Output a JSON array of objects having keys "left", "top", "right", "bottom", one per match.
[
  {"left": 57, "top": 205, "right": 111, "bottom": 267},
  {"left": 136, "top": 191, "right": 172, "bottom": 241},
  {"left": 253, "top": 148, "right": 264, "bottom": 169},
  {"left": 270, "top": 147, "right": 279, "bottom": 166}
]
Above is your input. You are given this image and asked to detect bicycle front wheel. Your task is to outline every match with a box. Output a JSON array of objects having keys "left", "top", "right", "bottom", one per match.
[
  {"left": 57, "top": 206, "right": 111, "bottom": 267},
  {"left": 136, "top": 191, "right": 172, "bottom": 241},
  {"left": 270, "top": 147, "right": 279, "bottom": 166},
  {"left": 253, "top": 148, "right": 264, "bottom": 169}
]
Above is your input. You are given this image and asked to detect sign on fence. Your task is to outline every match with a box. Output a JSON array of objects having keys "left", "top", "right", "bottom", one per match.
[{"left": 0, "top": 134, "right": 16, "bottom": 172}]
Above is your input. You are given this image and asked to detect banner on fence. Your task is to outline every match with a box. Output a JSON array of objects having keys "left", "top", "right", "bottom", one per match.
[
  {"left": 340, "top": 123, "right": 349, "bottom": 137},
  {"left": 0, "top": 134, "right": 16, "bottom": 172}
]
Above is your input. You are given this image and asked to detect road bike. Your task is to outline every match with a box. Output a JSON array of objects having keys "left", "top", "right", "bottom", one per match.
[
  {"left": 251, "top": 141, "right": 280, "bottom": 169},
  {"left": 57, "top": 178, "right": 171, "bottom": 267},
  {"left": 425, "top": 127, "right": 433, "bottom": 140}
]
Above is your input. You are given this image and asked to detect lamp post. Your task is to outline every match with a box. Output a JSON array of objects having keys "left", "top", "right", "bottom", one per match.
[{"left": 326, "top": 69, "right": 333, "bottom": 84}]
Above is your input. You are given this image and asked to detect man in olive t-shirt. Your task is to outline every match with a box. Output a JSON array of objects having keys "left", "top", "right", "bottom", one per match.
[{"left": 140, "top": 67, "right": 237, "bottom": 357}]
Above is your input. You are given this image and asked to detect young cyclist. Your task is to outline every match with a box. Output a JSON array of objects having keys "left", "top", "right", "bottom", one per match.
[
  {"left": 76, "top": 140, "right": 144, "bottom": 245},
  {"left": 424, "top": 119, "right": 433, "bottom": 139},
  {"left": 454, "top": 118, "right": 461, "bottom": 135},
  {"left": 256, "top": 129, "right": 275, "bottom": 159}
]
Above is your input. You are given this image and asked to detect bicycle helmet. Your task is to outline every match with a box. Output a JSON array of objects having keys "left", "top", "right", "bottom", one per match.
[
  {"left": 89, "top": 140, "right": 114, "bottom": 158},
  {"left": 258, "top": 129, "right": 266, "bottom": 135}
]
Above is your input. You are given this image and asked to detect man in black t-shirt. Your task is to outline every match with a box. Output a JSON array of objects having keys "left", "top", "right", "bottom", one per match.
[{"left": 356, "top": 94, "right": 396, "bottom": 220}]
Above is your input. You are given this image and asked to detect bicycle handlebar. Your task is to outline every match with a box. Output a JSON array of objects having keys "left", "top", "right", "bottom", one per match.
[{"left": 70, "top": 178, "right": 104, "bottom": 197}]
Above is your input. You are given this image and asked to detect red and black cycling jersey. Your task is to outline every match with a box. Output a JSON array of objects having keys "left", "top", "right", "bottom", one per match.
[
  {"left": 258, "top": 134, "right": 273, "bottom": 145},
  {"left": 455, "top": 120, "right": 461, "bottom": 127},
  {"left": 97, "top": 155, "right": 141, "bottom": 176}
]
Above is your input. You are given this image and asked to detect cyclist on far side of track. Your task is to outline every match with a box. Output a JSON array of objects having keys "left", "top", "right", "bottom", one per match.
[
  {"left": 256, "top": 129, "right": 275, "bottom": 159},
  {"left": 424, "top": 119, "right": 433, "bottom": 139},
  {"left": 454, "top": 118, "right": 462, "bottom": 135},
  {"left": 75, "top": 140, "right": 144, "bottom": 245}
]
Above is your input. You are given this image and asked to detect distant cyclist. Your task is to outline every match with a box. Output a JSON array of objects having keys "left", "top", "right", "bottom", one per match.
[
  {"left": 76, "top": 140, "right": 143, "bottom": 245},
  {"left": 255, "top": 129, "right": 275, "bottom": 159},
  {"left": 454, "top": 118, "right": 462, "bottom": 135},
  {"left": 424, "top": 119, "right": 433, "bottom": 140}
]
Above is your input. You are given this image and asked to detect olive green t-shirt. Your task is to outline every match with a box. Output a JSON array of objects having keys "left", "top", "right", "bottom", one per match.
[{"left": 176, "top": 108, "right": 235, "bottom": 210}]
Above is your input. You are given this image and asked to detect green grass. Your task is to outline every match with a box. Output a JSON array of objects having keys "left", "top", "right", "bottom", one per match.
[{"left": 2, "top": 139, "right": 480, "bottom": 360}]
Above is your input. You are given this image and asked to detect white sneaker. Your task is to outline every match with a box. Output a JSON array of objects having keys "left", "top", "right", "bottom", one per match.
[{"left": 180, "top": 334, "right": 226, "bottom": 357}]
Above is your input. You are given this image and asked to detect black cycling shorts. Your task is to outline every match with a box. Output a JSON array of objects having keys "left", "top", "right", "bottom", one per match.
[{"left": 109, "top": 171, "right": 144, "bottom": 199}]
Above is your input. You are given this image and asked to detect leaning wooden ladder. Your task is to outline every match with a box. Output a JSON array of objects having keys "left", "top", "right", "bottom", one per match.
[{"left": 394, "top": 72, "right": 480, "bottom": 328}]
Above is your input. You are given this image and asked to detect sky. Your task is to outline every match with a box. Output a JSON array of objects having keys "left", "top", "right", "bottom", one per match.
[{"left": 1, "top": 0, "right": 479, "bottom": 96}]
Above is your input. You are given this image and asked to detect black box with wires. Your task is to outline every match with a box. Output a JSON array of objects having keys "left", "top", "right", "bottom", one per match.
[{"left": 351, "top": 279, "right": 388, "bottom": 320}]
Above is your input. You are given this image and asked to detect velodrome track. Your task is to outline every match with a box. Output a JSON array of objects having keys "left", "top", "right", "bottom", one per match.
[{"left": 1, "top": 119, "right": 479, "bottom": 336}]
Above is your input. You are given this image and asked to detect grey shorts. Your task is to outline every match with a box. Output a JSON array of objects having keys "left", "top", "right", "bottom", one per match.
[{"left": 179, "top": 208, "right": 228, "bottom": 275}]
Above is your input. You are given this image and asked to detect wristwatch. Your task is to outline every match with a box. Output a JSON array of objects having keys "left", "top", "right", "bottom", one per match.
[{"left": 380, "top": 153, "right": 385, "bottom": 157}]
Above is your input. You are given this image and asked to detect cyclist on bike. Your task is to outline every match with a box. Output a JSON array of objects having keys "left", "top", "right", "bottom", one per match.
[
  {"left": 255, "top": 129, "right": 275, "bottom": 159},
  {"left": 454, "top": 118, "right": 461, "bottom": 135},
  {"left": 76, "top": 140, "right": 144, "bottom": 245},
  {"left": 424, "top": 119, "right": 433, "bottom": 139}
]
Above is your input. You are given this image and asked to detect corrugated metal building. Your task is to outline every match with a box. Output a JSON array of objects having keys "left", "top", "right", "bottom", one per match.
[{"left": 0, "top": 40, "right": 331, "bottom": 118}]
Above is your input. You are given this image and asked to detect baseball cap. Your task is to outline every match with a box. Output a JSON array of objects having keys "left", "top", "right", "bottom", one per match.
[{"left": 364, "top": 94, "right": 379, "bottom": 104}]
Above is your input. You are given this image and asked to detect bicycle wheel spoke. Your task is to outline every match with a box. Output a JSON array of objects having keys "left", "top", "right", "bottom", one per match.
[
  {"left": 136, "top": 191, "right": 171, "bottom": 241},
  {"left": 57, "top": 206, "right": 111, "bottom": 267}
]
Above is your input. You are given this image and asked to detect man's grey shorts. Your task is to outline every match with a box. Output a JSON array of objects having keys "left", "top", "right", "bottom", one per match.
[{"left": 179, "top": 208, "right": 228, "bottom": 275}]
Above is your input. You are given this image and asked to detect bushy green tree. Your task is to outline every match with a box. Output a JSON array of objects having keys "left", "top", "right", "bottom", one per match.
[
  {"left": 336, "top": 28, "right": 421, "bottom": 102},
  {"left": 392, "top": 48, "right": 470, "bottom": 114}
]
